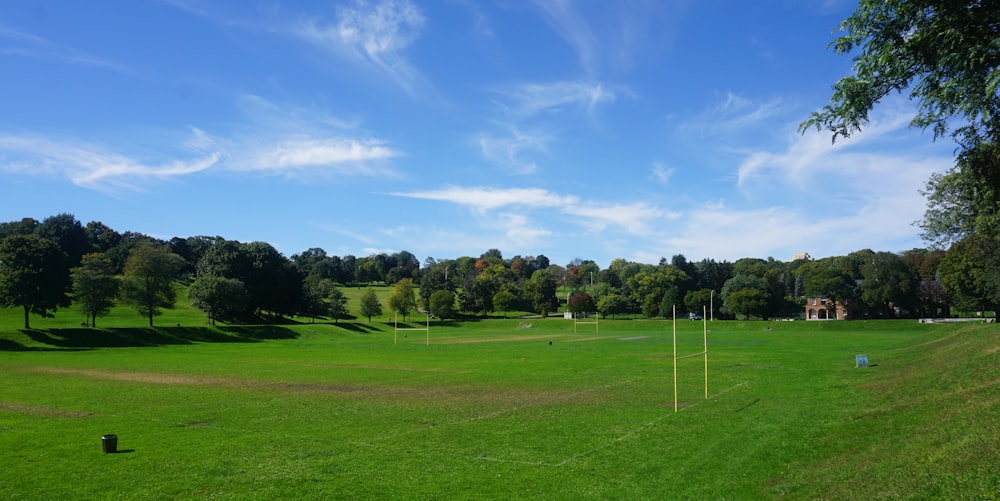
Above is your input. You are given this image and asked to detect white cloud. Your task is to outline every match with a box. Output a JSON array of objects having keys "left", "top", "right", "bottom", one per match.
[
  {"left": 532, "top": 0, "right": 599, "bottom": 75},
  {"left": 476, "top": 128, "right": 552, "bottom": 175},
  {"left": 0, "top": 25, "right": 139, "bottom": 77},
  {"left": 498, "top": 81, "right": 618, "bottom": 119},
  {"left": 562, "top": 201, "right": 676, "bottom": 235},
  {"left": 0, "top": 134, "right": 220, "bottom": 193},
  {"left": 649, "top": 162, "right": 674, "bottom": 184},
  {"left": 242, "top": 137, "right": 399, "bottom": 174},
  {"left": 393, "top": 186, "right": 576, "bottom": 212},
  {"left": 683, "top": 92, "right": 789, "bottom": 136},
  {"left": 293, "top": 0, "right": 428, "bottom": 96}
]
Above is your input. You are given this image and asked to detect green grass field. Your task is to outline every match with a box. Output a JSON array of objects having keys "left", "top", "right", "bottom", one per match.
[{"left": 1, "top": 302, "right": 998, "bottom": 499}]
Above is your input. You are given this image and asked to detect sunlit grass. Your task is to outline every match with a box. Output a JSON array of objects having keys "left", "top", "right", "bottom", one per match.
[{"left": 0, "top": 309, "right": 997, "bottom": 499}]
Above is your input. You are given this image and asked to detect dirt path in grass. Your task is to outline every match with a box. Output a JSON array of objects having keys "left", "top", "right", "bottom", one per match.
[{"left": 0, "top": 401, "right": 93, "bottom": 418}]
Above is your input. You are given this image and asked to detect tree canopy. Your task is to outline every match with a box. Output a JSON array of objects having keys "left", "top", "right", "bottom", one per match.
[
  {"left": 0, "top": 234, "right": 72, "bottom": 329},
  {"left": 801, "top": 0, "right": 1000, "bottom": 245}
]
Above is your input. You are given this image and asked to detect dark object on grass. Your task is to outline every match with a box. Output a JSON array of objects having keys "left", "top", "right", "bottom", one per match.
[{"left": 102, "top": 434, "right": 118, "bottom": 453}]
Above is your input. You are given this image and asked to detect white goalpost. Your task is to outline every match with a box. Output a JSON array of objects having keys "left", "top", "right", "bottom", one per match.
[
  {"left": 673, "top": 305, "right": 709, "bottom": 412},
  {"left": 394, "top": 312, "right": 430, "bottom": 346},
  {"left": 573, "top": 312, "right": 599, "bottom": 333}
]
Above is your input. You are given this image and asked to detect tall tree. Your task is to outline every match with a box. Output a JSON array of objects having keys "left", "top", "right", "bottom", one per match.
[
  {"left": 35, "top": 213, "right": 90, "bottom": 266},
  {"left": 359, "top": 288, "right": 383, "bottom": 323},
  {"left": 0, "top": 235, "right": 72, "bottom": 329},
  {"left": 801, "top": 1, "right": 1000, "bottom": 244},
  {"left": 189, "top": 275, "right": 247, "bottom": 325},
  {"left": 525, "top": 268, "right": 559, "bottom": 317},
  {"left": 387, "top": 278, "right": 417, "bottom": 321},
  {"left": 428, "top": 289, "right": 456, "bottom": 321},
  {"left": 327, "top": 287, "right": 349, "bottom": 323},
  {"left": 72, "top": 253, "right": 119, "bottom": 327},
  {"left": 120, "top": 243, "right": 184, "bottom": 326}
]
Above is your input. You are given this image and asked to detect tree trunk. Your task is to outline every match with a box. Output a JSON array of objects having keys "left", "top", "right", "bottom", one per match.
[{"left": 23, "top": 305, "right": 30, "bottom": 330}]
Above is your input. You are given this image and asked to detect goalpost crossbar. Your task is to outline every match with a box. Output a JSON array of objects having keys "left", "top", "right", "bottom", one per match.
[
  {"left": 394, "top": 313, "right": 430, "bottom": 346},
  {"left": 573, "top": 313, "right": 599, "bottom": 333}
]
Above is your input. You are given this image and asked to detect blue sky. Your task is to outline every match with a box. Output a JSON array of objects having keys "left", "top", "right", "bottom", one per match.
[{"left": 0, "top": 0, "right": 955, "bottom": 268}]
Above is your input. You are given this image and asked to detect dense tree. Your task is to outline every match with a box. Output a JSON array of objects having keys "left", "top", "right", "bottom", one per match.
[
  {"left": 724, "top": 288, "right": 769, "bottom": 320},
  {"left": 359, "top": 288, "right": 383, "bottom": 323},
  {"left": 859, "top": 252, "right": 920, "bottom": 317},
  {"left": 72, "top": 253, "right": 119, "bottom": 327},
  {"left": 189, "top": 276, "right": 247, "bottom": 325},
  {"left": 596, "top": 292, "right": 627, "bottom": 319},
  {"left": 567, "top": 291, "right": 596, "bottom": 316},
  {"left": 802, "top": 261, "right": 859, "bottom": 319},
  {"left": 0, "top": 235, "right": 72, "bottom": 329},
  {"left": 428, "top": 289, "right": 456, "bottom": 321},
  {"left": 0, "top": 217, "right": 39, "bottom": 238},
  {"left": 418, "top": 264, "right": 453, "bottom": 310},
  {"left": 801, "top": 1, "right": 1000, "bottom": 244},
  {"left": 721, "top": 274, "right": 770, "bottom": 320},
  {"left": 388, "top": 278, "right": 417, "bottom": 320},
  {"left": 120, "top": 243, "right": 184, "bottom": 326},
  {"left": 684, "top": 288, "right": 714, "bottom": 319},
  {"left": 492, "top": 290, "right": 517, "bottom": 318},
  {"left": 327, "top": 287, "right": 349, "bottom": 323},
  {"left": 525, "top": 268, "right": 559, "bottom": 317},
  {"left": 937, "top": 234, "right": 1000, "bottom": 313},
  {"left": 84, "top": 221, "right": 122, "bottom": 253},
  {"left": 35, "top": 213, "right": 90, "bottom": 267}
]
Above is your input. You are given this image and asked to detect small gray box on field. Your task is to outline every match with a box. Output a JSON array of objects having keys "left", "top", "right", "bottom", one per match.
[{"left": 855, "top": 354, "right": 869, "bottom": 368}]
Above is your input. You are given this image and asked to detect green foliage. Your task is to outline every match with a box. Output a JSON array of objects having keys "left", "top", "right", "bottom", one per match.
[
  {"left": 359, "top": 287, "right": 383, "bottom": 323},
  {"left": 525, "top": 268, "right": 559, "bottom": 317},
  {"left": 120, "top": 243, "right": 184, "bottom": 326},
  {"left": 937, "top": 234, "right": 1000, "bottom": 312},
  {"left": 491, "top": 290, "right": 516, "bottom": 318},
  {"left": 387, "top": 278, "right": 417, "bottom": 320},
  {"left": 428, "top": 289, "right": 456, "bottom": 320},
  {"left": 566, "top": 291, "right": 595, "bottom": 316},
  {"left": 326, "top": 287, "right": 349, "bottom": 323},
  {"left": 0, "top": 234, "right": 72, "bottom": 329},
  {"left": 721, "top": 273, "right": 770, "bottom": 319},
  {"left": 188, "top": 275, "right": 247, "bottom": 325},
  {"left": 596, "top": 292, "right": 627, "bottom": 318},
  {"left": 802, "top": 0, "right": 1000, "bottom": 244},
  {"left": 71, "top": 253, "right": 119, "bottom": 327}
]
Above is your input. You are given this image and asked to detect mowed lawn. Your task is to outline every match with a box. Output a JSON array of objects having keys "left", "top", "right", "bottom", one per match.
[{"left": 0, "top": 312, "right": 998, "bottom": 499}]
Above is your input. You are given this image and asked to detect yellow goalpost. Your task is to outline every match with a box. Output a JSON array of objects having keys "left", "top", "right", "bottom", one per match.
[
  {"left": 394, "top": 312, "right": 430, "bottom": 346},
  {"left": 673, "top": 305, "right": 709, "bottom": 412},
  {"left": 574, "top": 312, "right": 599, "bottom": 333}
]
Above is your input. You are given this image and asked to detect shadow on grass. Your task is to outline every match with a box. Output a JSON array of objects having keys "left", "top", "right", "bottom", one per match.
[
  {"left": 328, "top": 322, "right": 380, "bottom": 334},
  {"left": 11, "top": 325, "right": 298, "bottom": 351}
]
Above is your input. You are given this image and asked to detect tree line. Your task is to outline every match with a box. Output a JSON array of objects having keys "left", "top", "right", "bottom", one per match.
[{"left": 1, "top": 213, "right": 994, "bottom": 330}]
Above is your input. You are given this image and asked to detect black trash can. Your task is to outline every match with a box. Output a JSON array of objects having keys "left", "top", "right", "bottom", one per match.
[{"left": 101, "top": 434, "right": 118, "bottom": 454}]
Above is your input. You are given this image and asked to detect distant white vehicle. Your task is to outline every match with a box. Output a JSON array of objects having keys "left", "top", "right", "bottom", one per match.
[{"left": 688, "top": 312, "right": 703, "bottom": 320}]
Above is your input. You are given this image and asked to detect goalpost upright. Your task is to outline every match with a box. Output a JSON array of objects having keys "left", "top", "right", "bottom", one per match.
[{"left": 672, "top": 305, "right": 709, "bottom": 412}]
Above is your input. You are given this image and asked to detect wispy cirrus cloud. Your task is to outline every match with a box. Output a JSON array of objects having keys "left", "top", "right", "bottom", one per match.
[
  {"left": 292, "top": 0, "right": 428, "bottom": 96},
  {"left": 475, "top": 127, "right": 552, "bottom": 175},
  {"left": 391, "top": 185, "right": 672, "bottom": 236},
  {"left": 496, "top": 81, "right": 618, "bottom": 118},
  {"left": 682, "top": 92, "right": 790, "bottom": 136},
  {"left": 0, "top": 133, "right": 219, "bottom": 194},
  {"left": 478, "top": 80, "right": 621, "bottom": 174},
  {"left": 393, "top": 186, "right": 576, "bottom": 212},
  {"left": 532, "top": 0, "right": 599, "bottom": 74},
  {"left": 0, "top": 94, "right": 403, "bottom": 192},
  {"left": 0, "top": 25, "right": 139, "bottom": 76}
]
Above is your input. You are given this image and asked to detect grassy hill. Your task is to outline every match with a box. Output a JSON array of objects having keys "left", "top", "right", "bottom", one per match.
[{"left": 0, "top": 309, "right": 997, "bottom": 498}]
